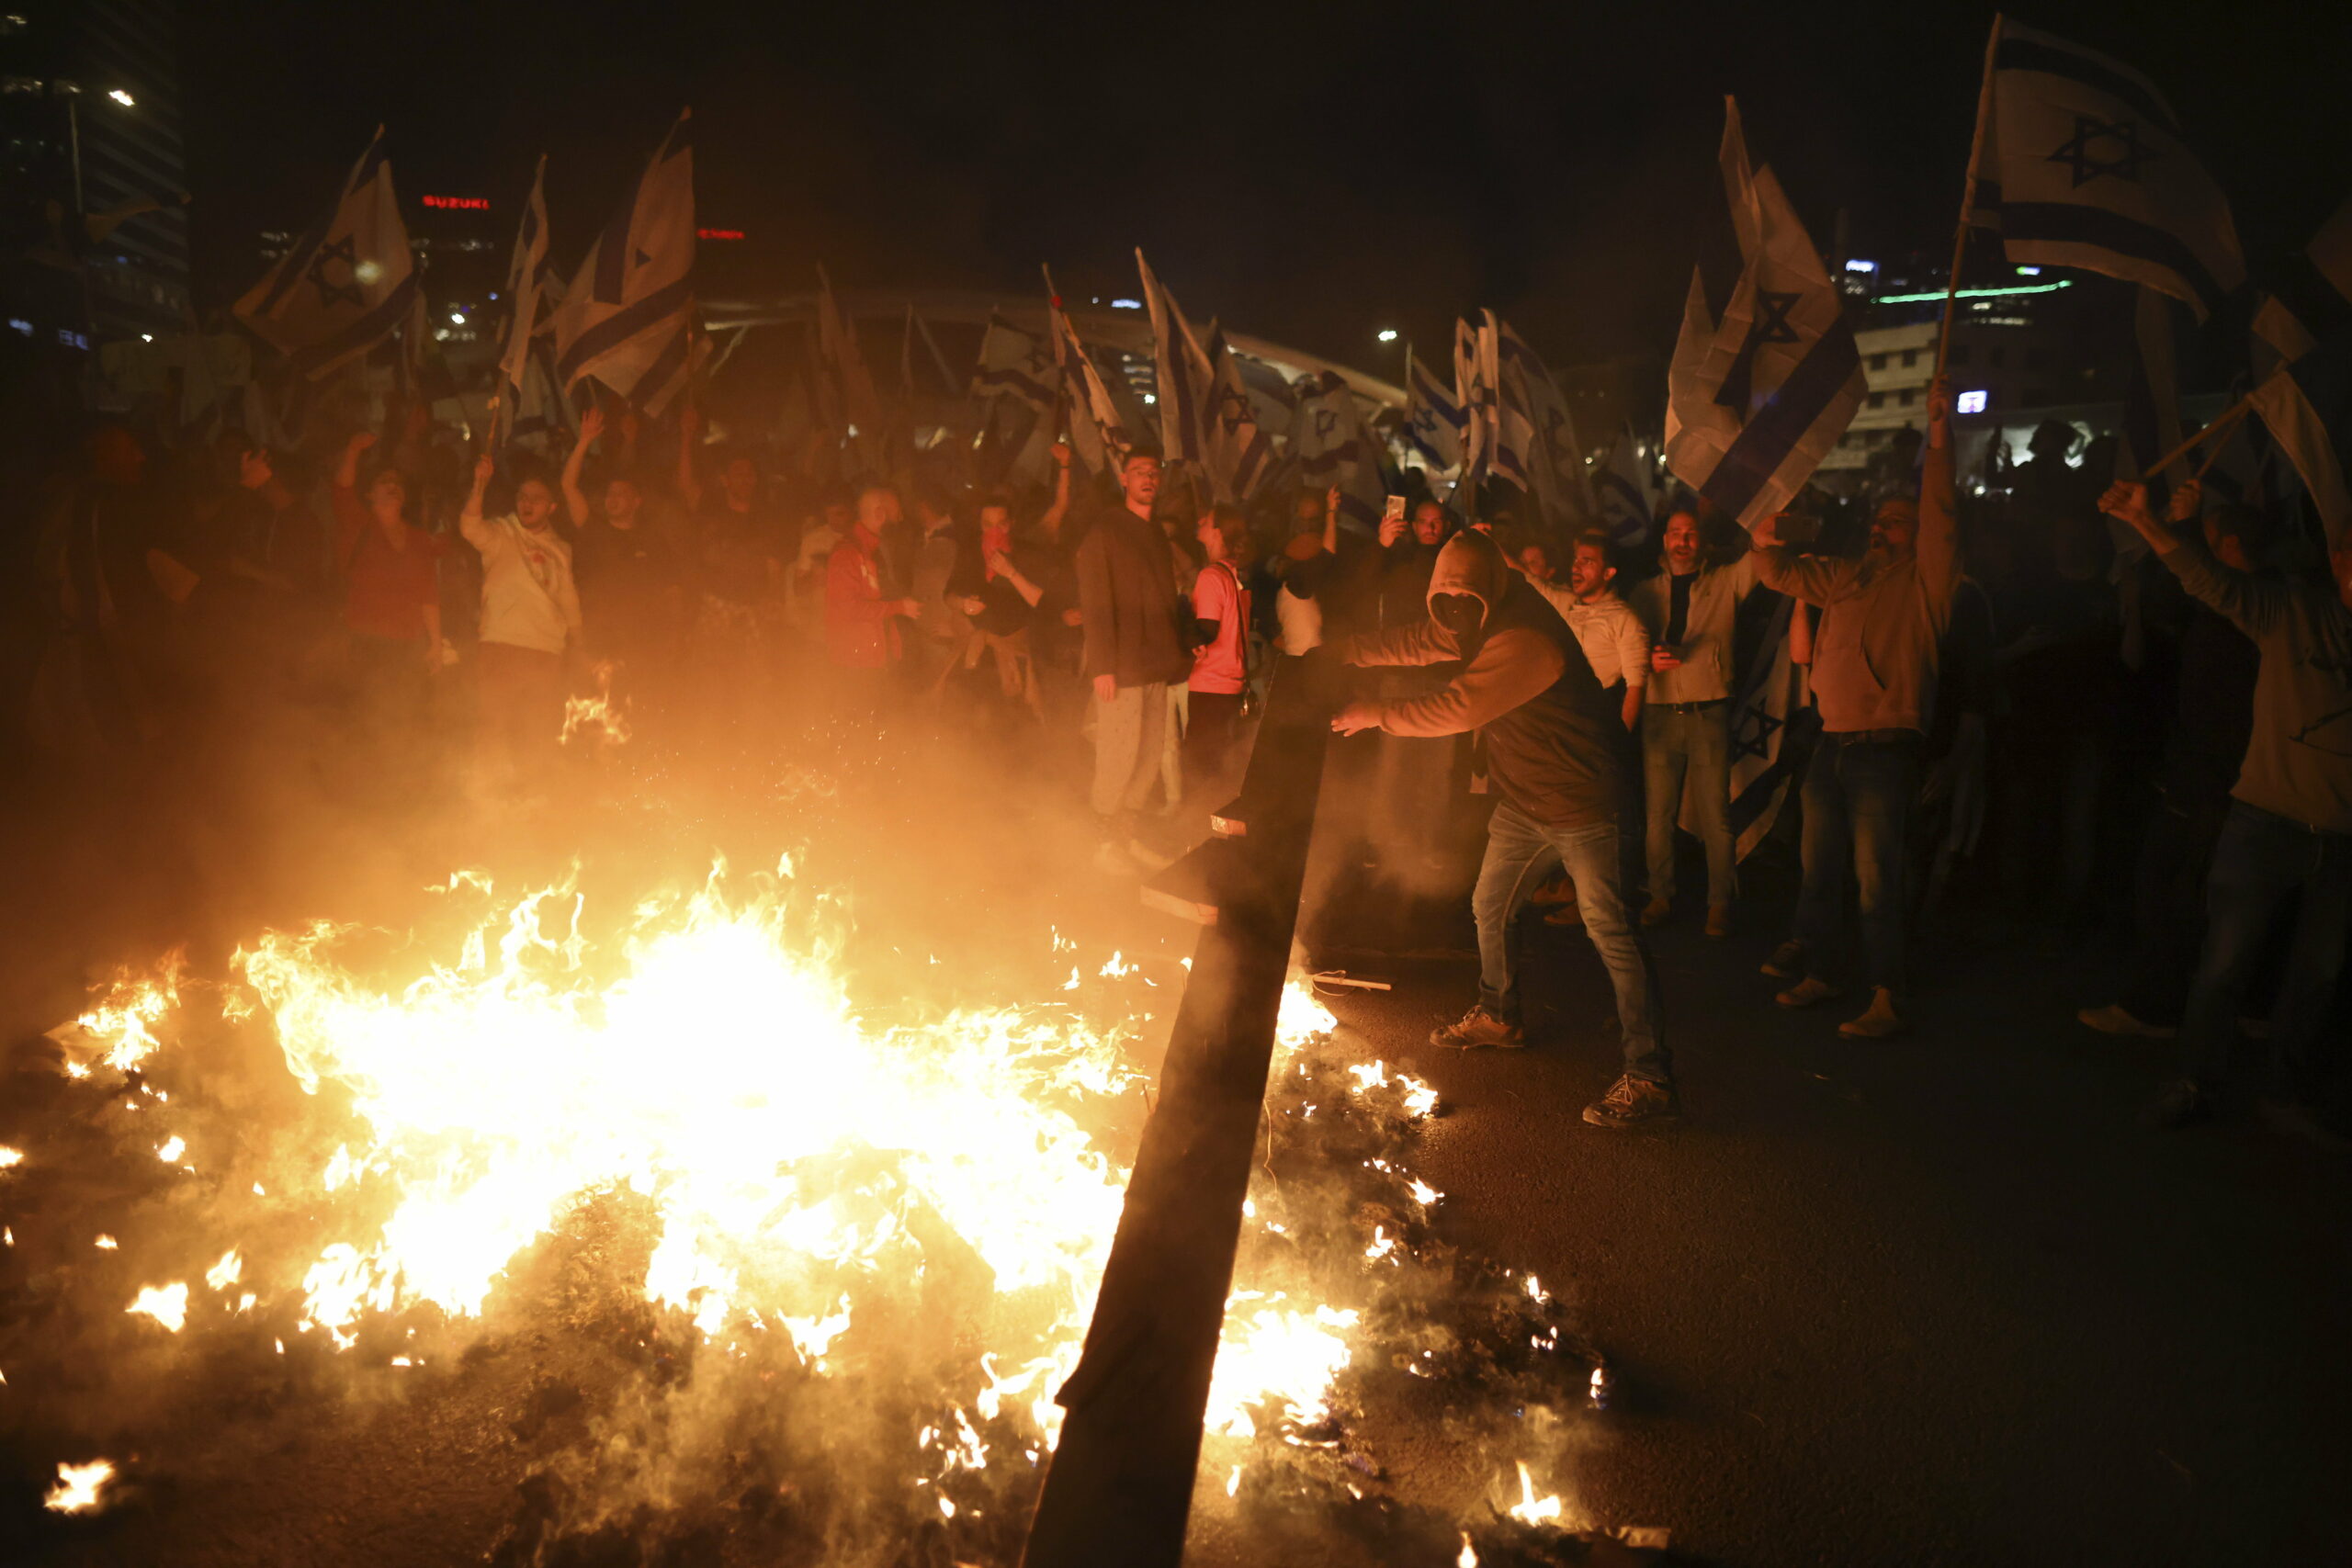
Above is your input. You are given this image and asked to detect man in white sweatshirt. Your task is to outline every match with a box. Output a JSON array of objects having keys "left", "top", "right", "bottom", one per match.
[{"left": 462, "top": 453, "right": 582, "bottom": 786}]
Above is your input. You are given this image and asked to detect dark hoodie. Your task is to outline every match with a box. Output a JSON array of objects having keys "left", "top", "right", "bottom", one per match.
[{"left": 1341, "top": 531, "right": 1626, "bottom": 829}]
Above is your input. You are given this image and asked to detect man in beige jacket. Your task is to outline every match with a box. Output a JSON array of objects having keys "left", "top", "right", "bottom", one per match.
[{"left": 1751, "top": 378, "right": 1959, "bottom": 1039}]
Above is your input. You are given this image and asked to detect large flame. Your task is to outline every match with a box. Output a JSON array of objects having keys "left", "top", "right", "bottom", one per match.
[{"left": 27, "top": 860, "right": 1612, "bottom": 1556}]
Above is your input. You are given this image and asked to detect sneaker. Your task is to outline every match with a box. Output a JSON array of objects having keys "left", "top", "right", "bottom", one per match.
[
  {"left": 2076, "top": 1003, "right": 2177, "bottom": 1041},
  {"left": 1759, "top": 939, "right": 1807, "bottom": 979},
  {"left": 1838, "top": 987, "right": 1907, "bottom": 1039},
  {"left": 1582, "top": 1073, "right": 1679, "bottom": 1128},
  {"left": 1704, "top": 902, "right": 1733, "bottom": 940},
  {"left": 1125, "top": 838, "right": 1176, "bottom": 873},
  {"left": 1639, "top": 897, "right": 1672, "bottom": 927},
  {"left": 1091, "top": 840, "right": 1140, "bottom": 875},
  {"left": 1775, "top": 975, "right": 1843, "bottom": 1010},
  {"left": 1430, "top": 1005, "right": 1526, "bottom": 1051},
  {"left": 2144, "top": 1077, "right": 2215, "bottom": 1131}
]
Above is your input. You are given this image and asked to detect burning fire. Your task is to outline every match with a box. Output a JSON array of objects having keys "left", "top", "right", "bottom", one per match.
[
  {"left": 44, "top": 1461, "right": 116, "bottom": 1514},
  {"left": 18, "top": 860, "right": 1598, "bottom": 1553},
  {"left": 560, "top": 661, "right": 631, "bottom": 746}
]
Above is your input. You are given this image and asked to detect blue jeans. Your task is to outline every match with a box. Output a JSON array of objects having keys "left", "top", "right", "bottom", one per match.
[
  {"left": 1474, "top": 800, "right": 1670, "bottom": 1084},
  {"left": 2179, "top": 801, "right": 2352, "bottom": 1093},
  {"left": 1642, "top": 701, "right": 1736, "bottom": 907},
  {"left": 1793, "top": 731, "right": 1920, "bottom": 994}
]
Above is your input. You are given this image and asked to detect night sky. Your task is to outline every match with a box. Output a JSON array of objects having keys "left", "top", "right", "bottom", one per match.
[{"left": 182, "top": 0, "right": 2350, "bottom": 373}]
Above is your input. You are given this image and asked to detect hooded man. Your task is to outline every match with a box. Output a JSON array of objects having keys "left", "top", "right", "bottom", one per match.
[{"left": 1333, "top": 530, "right": 1674, "bottom": 1128}]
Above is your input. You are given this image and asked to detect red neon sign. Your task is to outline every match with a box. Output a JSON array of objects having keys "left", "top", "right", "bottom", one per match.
[
  {"left": 697, "top": 228, "right": 744, "bottom": 241},
  {"left": 423, "top": 195, "right": 491, "bottom": 211}
]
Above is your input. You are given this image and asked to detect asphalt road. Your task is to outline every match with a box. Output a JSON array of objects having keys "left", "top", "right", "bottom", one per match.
[
  {"left": 1321, "top": 866, "right": 2352, "bottom": 1566},
  {"left": 4, "top": 734, "right": 2348, "bottom": 1567}
]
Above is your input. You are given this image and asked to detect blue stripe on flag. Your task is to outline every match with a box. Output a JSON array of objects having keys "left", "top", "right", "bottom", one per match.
[
  {"left": 1994, "top": 38, "right": 2179, "bottom": 138},
  {"left": 1997, "top": 201, "right": 2230, "bottom": 317},
  {"left": 558, "top": 276, "right": 693, "bottom": 383},
  {"left": 1698, "top": 323, "right": 1860, "bottom": 522}
]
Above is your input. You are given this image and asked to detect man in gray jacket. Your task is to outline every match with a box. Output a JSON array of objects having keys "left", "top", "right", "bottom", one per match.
[
  {"left": 1752, "top": 378, "right": 1958, "bottom": 1039},
  {"left": 1626, "top": 511, "right": 1757, "bottom": 937}
]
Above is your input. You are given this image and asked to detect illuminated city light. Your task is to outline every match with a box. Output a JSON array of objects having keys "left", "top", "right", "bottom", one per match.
[
  {"left": 1956, "top": 389, "right": 1989, "bottom": 414},
  {"left": 1874, "top": 279, "right": 2072, "bottom": 304},
  {"left": 107, "top": 88, "right": 134, "bottom": 107},
  {"left": 1377, "top": 329, "right": 1399, "bottom": 343}
]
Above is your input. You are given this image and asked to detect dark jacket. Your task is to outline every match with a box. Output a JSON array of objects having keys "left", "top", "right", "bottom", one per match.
[
  {"left": 1342, "top": 532, "right": 1625, "bottom": 829},
  {"left": 1074, "top": 503, "right": 1189, "bottom": 687}
]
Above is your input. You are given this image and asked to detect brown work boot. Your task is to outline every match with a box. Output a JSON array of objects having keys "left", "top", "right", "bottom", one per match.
[
  {"left": 1430, "top": 1004, "right": 1525, "bottom": 1051},
  {"left": 1838, "top": 987, "right": 1907, "bottom": 1039},
  {"left": 1704, "top": 902, "right": 1733, "bottom": 940},
  {"left": 1582, "top": 1073, "right": 1679, "bottom": 1128},
  {"left": 1639, "top": 897, "right": 1671, "bottom": 927},
  {"left": 1775, "top": 975, "right": 1843, "bottom": 1010}
]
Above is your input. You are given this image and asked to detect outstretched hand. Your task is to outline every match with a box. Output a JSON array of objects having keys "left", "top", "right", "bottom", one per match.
[
  {"left": 472, "top": 452, "right": 497, "bottom": 489},
  {"left": 1330, "top": 702, "right": 1382, "bottom": 736}
]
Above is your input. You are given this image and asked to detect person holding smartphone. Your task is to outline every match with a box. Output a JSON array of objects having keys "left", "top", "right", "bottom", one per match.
[{"left": 1626, "top": 507, "right": 1757, "bottom": 937}]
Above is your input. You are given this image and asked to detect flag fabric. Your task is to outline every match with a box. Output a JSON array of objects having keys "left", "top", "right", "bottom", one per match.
[
  {"left": 1136, "top": 249, "right": 1211, "bottom": 466},
  {"left": 553, "top": 110, "right": 694, "bottom": 399},
  {"left": 1487, "top": 311, "right": 1536, "bottom": 500},
  {"left": 1496, "top": 316, "right": 1596, "bottom": 525},
  {"left": 1666, "top": 97, "right": 1865, "bottom": 533},
  {"left": 1290, "top": 370, "right": 1386, "bottom": 533},
  {"left": 1723, "top": 596, "right": 1816, "bottom": 860},
  {"left": 2119, "top": 285, "right": 2186, "bottom": 483},
  {"left": 509, "top": 339, "right": 577, "bottom": 451},
  {"left": 1402, "top": 349, "right": 1464, "bottom": 479},
  {"left": 497, "top": 155, "right": 552, "bottom": 405},
  {"left": 1962, "top": 18, "right": 2244, "bottom": 321},
  {"left": 2246, "top": 342, "right": 2352, "bottom": 546},
  {"left": 232, "top": 127, "right": 417, "bottom": 381},
  {"left": 638, "top": 321, "right": 708, "bottom": 420},
  {"left": 1595, "top": 425, "right": 1659, "bottom": 548},
  {"left": 1201, "top": 322, "right": 1273, "bottom": 502},
  {"left": 2252, "top": 194, "right": 2352, "bottom": 371},
  {"left": 972, "top": 310, "right": 1057, "bottom": 410},
  {"left": 814, "top": 265, "right": 885, "bottom": 441},
  {"left": 1046, "top": 287, "right": 1131, "bottom": 474},
  {"left": 1453, "top": 317, "right": 1495, "bottom": 492}
]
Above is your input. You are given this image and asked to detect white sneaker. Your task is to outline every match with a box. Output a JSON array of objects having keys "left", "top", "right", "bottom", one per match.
[
  {"left": 1091, "top": 840, "right": 1140, "bottom": 875},
  {"left": 1125, "top": 839, "right": 1175, "bottom": 873}
]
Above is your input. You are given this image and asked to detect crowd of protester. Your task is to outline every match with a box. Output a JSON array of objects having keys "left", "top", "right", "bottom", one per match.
[{"left": 6, "top": 367, "right": 2347, "bottom": 1140}]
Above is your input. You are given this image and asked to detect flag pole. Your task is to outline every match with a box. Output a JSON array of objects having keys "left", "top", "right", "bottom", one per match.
[
  {"left": 2146, "top": 391, "right": 2256, "bottom": 480},
  {"left": 1935, "top": 16, "right": 2004, "bottom": 381}
]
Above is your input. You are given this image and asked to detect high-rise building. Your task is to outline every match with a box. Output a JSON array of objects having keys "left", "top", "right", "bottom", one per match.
[{"left": 1, "top": 0, "right": 189, "bottom": 349}]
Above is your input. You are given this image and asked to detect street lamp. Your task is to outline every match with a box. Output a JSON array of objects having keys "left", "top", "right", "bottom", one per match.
[
  {"left": 107, "top": 88, "right": 134, "bottom": 107},
  {"left": 1376, "top": 329, "right": 1398, "bottom": 343}
]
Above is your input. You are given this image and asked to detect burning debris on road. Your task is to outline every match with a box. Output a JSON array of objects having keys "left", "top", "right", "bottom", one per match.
[{"left": 1, "top": 859, "right": 1631, "bottom": 1565}]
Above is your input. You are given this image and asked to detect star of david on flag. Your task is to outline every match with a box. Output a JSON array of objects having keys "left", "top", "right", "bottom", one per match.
[
  {"left": 233, "top": 127, "right": 417, "bottom": 380},
  {"left": 1962, "top": 18, "right": 2242, "bottom": 319}
]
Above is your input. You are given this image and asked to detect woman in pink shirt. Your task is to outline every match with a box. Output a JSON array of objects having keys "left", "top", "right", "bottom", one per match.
[{"left": 1184, "top": 505, "right": 1254, "bottom": 809}]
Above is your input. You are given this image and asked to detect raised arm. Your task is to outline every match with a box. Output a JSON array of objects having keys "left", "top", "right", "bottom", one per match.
[
  {"left": 2098, "top": 478, "right": 2289, "bottom": 638},
  {"left": 561, "top": 406, "right": 605, "bottom": 528},
  {"left": 1917, "top": 376, "right": 1960, "bottom": 615},
  {"left": 1038, "top": 441, "right": 1076, "bottom": 539},
  {"left": 459, "top": 452, "right": 498, "bottom": 551},
  {"left": 1749, "top": 518, "right": 1850, "bottom": 607}
]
